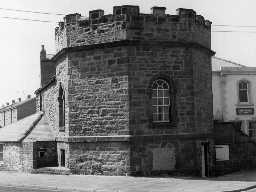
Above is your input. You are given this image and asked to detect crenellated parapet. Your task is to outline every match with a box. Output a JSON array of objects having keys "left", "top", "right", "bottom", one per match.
[{"left": 55, "top": 5, "right": 212, "bottom": 52}]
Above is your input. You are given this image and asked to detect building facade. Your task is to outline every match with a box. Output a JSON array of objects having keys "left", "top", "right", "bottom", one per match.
[
  {"left": 212, "top": 57, "right": 256, "bottom": 175},
  {"left": 0, "top": 96, "right": 36, "bottom": 128},
  {"left": 35, "top": 5, "right": 215, "bottom": 176}
]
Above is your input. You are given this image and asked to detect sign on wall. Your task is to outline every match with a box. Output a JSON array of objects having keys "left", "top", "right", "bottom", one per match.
[
  {"left": 215, "top": 145, "right": 229, "bottom": 161},
  {"left": 236, "top": 108, "right": 254, "bottom": 115}
]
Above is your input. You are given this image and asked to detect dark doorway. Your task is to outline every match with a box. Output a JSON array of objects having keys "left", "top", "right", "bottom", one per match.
[
  {"left": 201, "top": 142, "right": 209, "bottom": 177},
  {"left": 60, "top": 149, "right": 65, "bottom": 167}
]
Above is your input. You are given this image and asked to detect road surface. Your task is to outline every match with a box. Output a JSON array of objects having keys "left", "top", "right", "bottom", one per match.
[{"left": 0, "top": 186, "right": 70, "bottom": 192}]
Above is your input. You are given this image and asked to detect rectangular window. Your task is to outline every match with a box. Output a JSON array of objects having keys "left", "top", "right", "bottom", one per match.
[
  {"left": 239, "top": 81, "right": 249, "bottom": 103},
  {"left": 0, "top": 144, "right": 3, "bottom": 161},
  {"left": 239, "top": 90, "right": 248, "bottom": 103}
]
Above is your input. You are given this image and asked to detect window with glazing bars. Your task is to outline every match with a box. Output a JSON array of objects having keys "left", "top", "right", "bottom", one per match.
[
  {"left": 152, "top": 79, "right": 170, "bottom": 122},
  {"left": 239, "top": 81, "right": 249, "bottom": 103}
]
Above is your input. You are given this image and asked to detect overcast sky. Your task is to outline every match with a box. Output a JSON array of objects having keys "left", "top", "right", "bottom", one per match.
[{"left": 0, "top": 0, "right": 255, "bottom": 104}]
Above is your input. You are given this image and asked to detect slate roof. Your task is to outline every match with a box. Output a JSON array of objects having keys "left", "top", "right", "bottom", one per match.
[
  {"left": 212, "top": 57, "right": 246, "bottom": 72},
  {"left": 0, "top": 112, "right": 55, "bottom": 142},
  {"left": 24, "top": 114, "right": 55, "bottom": 142}
]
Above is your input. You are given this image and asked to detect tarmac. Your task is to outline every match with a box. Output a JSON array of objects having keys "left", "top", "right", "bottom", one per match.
[{"left": 0, "top": 170, "right": 256, "bottom": 192}]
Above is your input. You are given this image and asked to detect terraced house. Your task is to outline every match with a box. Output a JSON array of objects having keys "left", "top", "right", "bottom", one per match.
[{"left": 0, "top": 5, "right": 215, "bottom": 176}]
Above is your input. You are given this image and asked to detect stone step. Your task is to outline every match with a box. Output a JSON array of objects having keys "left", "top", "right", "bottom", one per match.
[{"left": 32, "top": 167, "right": 71, "bottom": 175}]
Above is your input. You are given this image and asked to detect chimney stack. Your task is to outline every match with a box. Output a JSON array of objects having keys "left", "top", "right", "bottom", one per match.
[
  {"left": 12, "top": 100, "right": 15, "bottom": 104},
  {"left": 27, "top": 95, "right": 31, "bottom": 99},
  {"left": 40, "top": 45, "right": 46, "bottom": 61}
]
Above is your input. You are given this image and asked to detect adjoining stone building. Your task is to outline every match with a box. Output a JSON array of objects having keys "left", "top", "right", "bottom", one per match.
[
  {"left": 0, "top": 96, "right": 57, "bottom": 171},
  {"left": 35, "top": 5, "right": 215, "bottom": 176}
]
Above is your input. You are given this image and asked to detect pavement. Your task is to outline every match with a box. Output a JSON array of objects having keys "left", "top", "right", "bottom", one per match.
[{"left": 1, "top": 170, "right": 256, "bottom": 192}]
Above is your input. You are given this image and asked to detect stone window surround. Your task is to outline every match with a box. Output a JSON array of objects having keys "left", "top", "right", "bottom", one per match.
[
  {"left": 152, "top": 79, "right": 170, "bottom": 122},
  {"left": 148, "top": 75, "right": 177, "bottom": 129},
  {"left": 237, "top": 79, "right": 252, "bottom": 106}
]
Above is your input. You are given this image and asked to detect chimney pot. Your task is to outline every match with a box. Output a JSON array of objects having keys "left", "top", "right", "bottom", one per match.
[
  {"left": 12, "top": 100, "right": 15, "bottom": 104},
  {"left": 27, "top": 95, "right": 31, "bottom": 99},
  {"left": 6, "top": 102, "right": 9, "bottom": 106},
  {"left": 18, "top": 98, "right": 21, "bottom": 102}
]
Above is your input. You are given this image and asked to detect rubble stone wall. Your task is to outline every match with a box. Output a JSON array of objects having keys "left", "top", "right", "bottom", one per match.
[{"left": 68, "top": 141, "right": 130, "bottom": 175}]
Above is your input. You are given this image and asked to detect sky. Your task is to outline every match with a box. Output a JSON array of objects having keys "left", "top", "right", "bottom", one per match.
[{"left": 0, "top": 0, "right": 256, "bottom": 104}]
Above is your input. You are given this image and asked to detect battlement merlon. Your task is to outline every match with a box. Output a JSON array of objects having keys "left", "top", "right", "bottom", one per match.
[{"left": 55, "top": 5, "right": 212, "bottom": 53}]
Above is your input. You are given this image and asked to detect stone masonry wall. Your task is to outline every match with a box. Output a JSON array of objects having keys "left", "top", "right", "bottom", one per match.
[
  {"left": 21, "top": 142, "right": 35, "bottom": 172},
  {"left": 3, "top": 143, "right": 22, "bottom": 171},
  {"left": 68, "top": 142, "right": 130, "bottom": 175},
  {"left": 37, "top": 56, "right": 70, "bottom": 138},
  {"left": 55, "top": 6, "right": 211, "bottom": 52},
  {"left": 128, "top": 45, "right": 197, "bottom": 135},
  {"left": 126, "top": 44, "right": 213, "bottom": 174},
  {"left": 68, "top": 46, "right": 129, "bottom": 136},
  {"left": 40, "top": 84, "right": 58, "bottom": 136},
  {"left": 192, "top": 49, "right": 213, "bottom": 134}
]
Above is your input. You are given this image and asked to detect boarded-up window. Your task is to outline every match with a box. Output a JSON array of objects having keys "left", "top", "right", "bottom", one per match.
[
  {"left": 215, "top": 145, "right": 229, "bottom": 161},
  {"left": 0, "top": 144, "right": 3, "bottom": 161},
  {"left": 152, "top": 147, "right": 175, "bottom": 171}
]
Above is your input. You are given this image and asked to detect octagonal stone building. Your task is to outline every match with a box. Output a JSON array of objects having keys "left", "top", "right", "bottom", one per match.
[{"left": 36, "top": 5, "right": 215, "bottom": 176}]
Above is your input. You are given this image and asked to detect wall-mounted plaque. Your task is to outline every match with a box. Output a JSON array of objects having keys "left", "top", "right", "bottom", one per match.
[{"left": 236, "top": 108, "right": 254, "bottom": 115}]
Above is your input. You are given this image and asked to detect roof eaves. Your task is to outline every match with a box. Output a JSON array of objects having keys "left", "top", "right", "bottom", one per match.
[{"left": 35, "top": 77, "right": 56, "bottom": 95}]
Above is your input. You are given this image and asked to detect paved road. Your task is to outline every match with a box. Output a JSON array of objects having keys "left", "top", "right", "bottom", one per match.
[{"left": 0, "top": 186, "right": 71, "bottom": 192}]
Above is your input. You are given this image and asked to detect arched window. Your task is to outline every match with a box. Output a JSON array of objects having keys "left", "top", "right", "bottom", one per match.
[
  {"left": 58, "top": 85, "right": 65, "bottom": 130},
  {"left": 152, "top": 79, "right": 170, "bottom": 122},
  {"left": 238, "top": 80, "right": 249, "bottom": 103}
]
